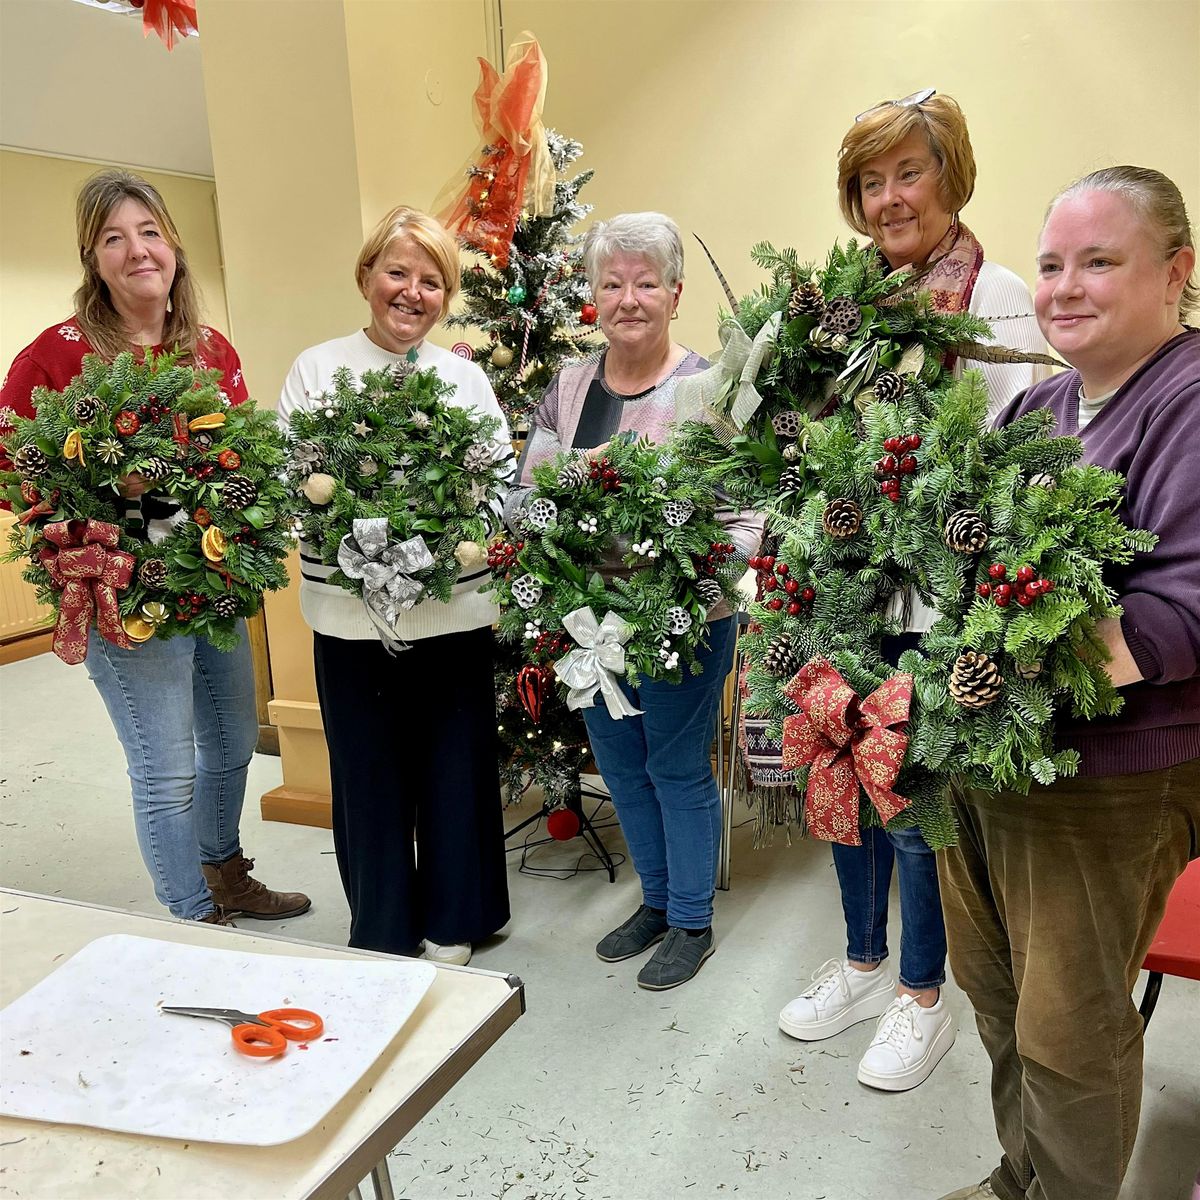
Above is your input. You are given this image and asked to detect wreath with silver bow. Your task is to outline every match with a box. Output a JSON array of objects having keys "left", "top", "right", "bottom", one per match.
[
  {"left": 284, "top": 358, "right": 509, "bottom": 646},
  {"left": 489, "top": 434, "right": 745, "bottom": 695},
  {"left": 1, "top": 349, "right": 291, "bottom": 662}
]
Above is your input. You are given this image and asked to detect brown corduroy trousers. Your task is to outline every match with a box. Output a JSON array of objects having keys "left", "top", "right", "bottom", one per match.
[{"left": 938, "top": 759, "right": 1200, "bottom": 1200}]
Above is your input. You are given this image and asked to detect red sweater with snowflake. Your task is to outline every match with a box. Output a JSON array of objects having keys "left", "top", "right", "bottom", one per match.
[{"left": 0, "top": 317, "right": 248, "bottom": 475}]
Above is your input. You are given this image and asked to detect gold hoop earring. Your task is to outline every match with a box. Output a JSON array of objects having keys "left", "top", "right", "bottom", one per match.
[{"left": 671, "top": 310, "right": 679, "bottom": 321}]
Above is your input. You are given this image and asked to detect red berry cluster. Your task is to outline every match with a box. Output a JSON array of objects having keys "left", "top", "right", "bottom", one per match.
[
  {"left": 487, "top": 538, "right": 524, "bottom": 572},
  {"left": 174, "top": 592, "right": 208, "bottom": 621},
  {"left": 874, "top": 434, "right": 922, "bottom": 502},
  {"left": 531, "top": 630, "right": 571, "bottom": 661},
  {"left": 977, "top": 563, "right": 1056, "bottom": 609},
  {"left": 231, "top": 523, "right": 259, "bottom": 547},
  {"left": 217, "top": 450, "right": 241, "bottom": 470},
  {"left": 697, "top": 541, "right": 737, "bottom": 578},
  {"left": 588, "top": 457, "right": 622, "bottom": 492},
  {"left": 184, "top": 459, "right": 217, "bottom": 481},
  {"left": 748, "top": 555, "right": 816, "bottom": 616}
]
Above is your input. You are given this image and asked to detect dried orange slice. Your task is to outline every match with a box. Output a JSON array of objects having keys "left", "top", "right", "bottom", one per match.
[
  {"left": 201, "top": 526, "right": 228, "bottom": 562},
  {"left": 63, "top": 429, "right": 85, "bottom": 464},
  {"left": 188, "top": 412, "right": 227, "bottom": 432},
  {"left": 122, "top": 614, "right": 155, "bottom": 643}
]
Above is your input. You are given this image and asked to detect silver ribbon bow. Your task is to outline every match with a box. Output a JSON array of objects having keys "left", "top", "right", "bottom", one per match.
[
  {"left": 554, "top": 607, "right": 644, "bottom": 720},
  {"left": 673, "top": 310, "right": 781, "bottom": 430},
  {"left": 337, "top": 517, "right": 434, "bottom": 652}
]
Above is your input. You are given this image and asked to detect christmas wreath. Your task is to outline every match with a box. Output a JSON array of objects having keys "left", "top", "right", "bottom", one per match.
[
  {"left": 672, "top": 239, "right": 1059, "bottom": 509},
  {"left": 284, "top": 356, "right": 509, "bottom": 648},
  {"left": 489, "top": 434, "right": 744, "bottom": 707},
  {"left": 1, "top": 350, "right": 291, "bottom": 662},
  {"left": 734, "top": 373, "right": 1155, "bottom": 849}
]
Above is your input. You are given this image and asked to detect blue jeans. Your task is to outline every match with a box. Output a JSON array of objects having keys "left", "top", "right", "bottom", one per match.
[
  {"left": 831, "top": 823, "right": 947, "bottom": 990},
  {"left": 582, "top": 616, "right": 735, "bottom": 929},
  {"left": 85, "top": 622, "right": 258, "bottom": 919}
]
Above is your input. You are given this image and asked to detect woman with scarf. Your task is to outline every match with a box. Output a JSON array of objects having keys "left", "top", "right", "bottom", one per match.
[{"left": 775, "top": 92, "right": 1048, "bottom": 1091}]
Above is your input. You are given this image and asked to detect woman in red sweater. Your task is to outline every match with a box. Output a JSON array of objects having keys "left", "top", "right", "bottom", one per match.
[{"left": 0, "top": 169, "right": 308, "bottom": 925}]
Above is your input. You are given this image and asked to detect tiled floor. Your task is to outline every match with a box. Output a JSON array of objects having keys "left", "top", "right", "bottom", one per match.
[{"left": 2, "top": 650, "right": 1197, "bottom": 1199}]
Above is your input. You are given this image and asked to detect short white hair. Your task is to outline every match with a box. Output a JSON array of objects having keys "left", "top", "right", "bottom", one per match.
[{"left": 582, "top": 212, "right": 685, "bottom": 291}]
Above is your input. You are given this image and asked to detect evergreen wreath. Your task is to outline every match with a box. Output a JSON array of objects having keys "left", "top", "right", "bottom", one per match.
[
  {"left": 284, "top": 357, "right": 509, "bottom": 618},
  {"left": 1, "top": 350, "right": 290, "bottom": 658},
  {"left": 489, "top": 434, "right": 745, "bottom": 687},
  {"left": 736, "top": 372, "right": 1155, "bottom": 849},
  {"left": 673, "top": 239, "right": 1059, "bottom": 509}
]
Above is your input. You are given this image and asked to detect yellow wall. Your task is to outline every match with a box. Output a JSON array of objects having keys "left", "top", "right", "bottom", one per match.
[
  {"left": 0, "top": 150, "right": 230, "bottom": 375},
  {"left": 507, "top": 0, "right": 1200, "bottom": 353}
]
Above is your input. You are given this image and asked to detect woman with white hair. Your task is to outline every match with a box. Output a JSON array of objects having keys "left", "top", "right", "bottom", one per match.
[{"left": 508, "top": 212, "right": 761, "bottom": 990}]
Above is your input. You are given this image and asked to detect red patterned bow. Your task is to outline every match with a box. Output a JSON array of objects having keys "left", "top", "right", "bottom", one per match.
[
  {"left": 780, "top": 659, "right": 913, "bottom": 846},
  {"left": 433, "top": 33, "right": 554, "bottom": 267},
  {"left": 37, "top": 520, "right": 136, "bottom": 665}
]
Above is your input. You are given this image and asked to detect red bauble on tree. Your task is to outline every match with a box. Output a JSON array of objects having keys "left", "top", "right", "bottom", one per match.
[
  {"left": 579, "top": 303, "right": 598, "bottom": 325},
  {"left": 546, "top": 807, "right": 581, "bottom": 841}
]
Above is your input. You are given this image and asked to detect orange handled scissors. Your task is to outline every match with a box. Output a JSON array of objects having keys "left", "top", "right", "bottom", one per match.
[{"left": 162, "top": 1005, "right": 325, "bottom": 1058}]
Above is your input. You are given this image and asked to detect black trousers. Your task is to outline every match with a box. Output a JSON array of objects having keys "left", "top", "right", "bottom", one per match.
[{"left": 313, "top": 626, "right": 510, "bottom": 956}]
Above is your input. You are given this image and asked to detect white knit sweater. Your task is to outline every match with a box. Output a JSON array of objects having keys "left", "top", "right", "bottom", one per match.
[{"left": 278, "top": 331, "right": 514, "bottom": 642}]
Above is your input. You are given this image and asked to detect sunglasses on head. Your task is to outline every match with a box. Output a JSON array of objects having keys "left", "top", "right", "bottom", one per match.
[{"left": 855, "top": 88, "right": 937, "bottom": 123}]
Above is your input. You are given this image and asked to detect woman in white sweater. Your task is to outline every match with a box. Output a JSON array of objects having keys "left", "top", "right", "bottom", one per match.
[{"left": 279, "top": 206, "right": 515, "bottom": 966}]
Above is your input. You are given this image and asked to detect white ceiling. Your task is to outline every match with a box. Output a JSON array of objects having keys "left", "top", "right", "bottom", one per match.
[{"left": 0, "top": 0, "right": 213, "bottom": 176}]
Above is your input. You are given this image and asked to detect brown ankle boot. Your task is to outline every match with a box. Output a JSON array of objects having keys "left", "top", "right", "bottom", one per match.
[{"left": 202, "top": 854, "right": 311, "bottom": 920}]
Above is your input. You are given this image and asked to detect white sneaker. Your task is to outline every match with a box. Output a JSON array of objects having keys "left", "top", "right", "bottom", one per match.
[
  {"left": 423, "top": 941, "right": 472, "bottom": 966},
  {"left": 856, "top": 993, "right": 955, "bottom": 1091},
  {"left": 778, "top": 958, "right": 896, "bottom": 1041}
]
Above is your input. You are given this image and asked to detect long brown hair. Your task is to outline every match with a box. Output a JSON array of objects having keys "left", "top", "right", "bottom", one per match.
[{"left": 73, "top": 169, "right": 204, "bottom": 360}]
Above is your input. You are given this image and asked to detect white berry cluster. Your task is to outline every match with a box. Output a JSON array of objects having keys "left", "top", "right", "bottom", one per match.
[
  {"left": 632, "top": 538, "right": 659, "bottom": 558},
  {"left": 577, "top": 515, "right": 599, "bottom": 533},
  {"left": 524, "top": 617, "right": 543, "bottom": 641},
  {"left": 658, "top": 637, "right": 680, "bottom": 670}
]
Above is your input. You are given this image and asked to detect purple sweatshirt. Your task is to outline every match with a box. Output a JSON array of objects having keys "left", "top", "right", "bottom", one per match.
[{"left": 995, "top": 329, "right": 1200, "bottom": 775}]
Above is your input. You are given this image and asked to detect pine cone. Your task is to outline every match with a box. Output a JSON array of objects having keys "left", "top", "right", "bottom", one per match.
[
  {"left": 139, "top": 558, "right": 169, "bottom": 590},
  {"left": 787, "top": 280, "right": 825, "bottom": 319},
  {"left": 74, "top": 394, "right": 102, "bottom": 423},
  {"left": 822, "top": 497, "right": 863, "bottom": 539},
  {"left": 695, "top": 578, "right": 724, "bottom": 606},
  {"left": 873, "top": 372, "right": 905, "bottom": 404},
  {"left": 819, "top": 296, "right": 863, "bottom": 336},
  {"left": 221, "top": 474, "right": 258, "bottom": 509},
  {"left": 943, "top": 509, "right": 989, "bottom": 554},
  {"left": 771, "top": 410, "right": 803, "bottom": 440},
  {"left": 779, "top": 465, "right": 806, "bottom": 494},
  {"left": 462, "top": 442, "right": 494, "bottom": 474},
  {"left": 763, "top": 632, "right": 800, "bottom": 678},
  {"left": 1015, "top": 661, "right": 1043, "bottom": 681},
  {"left": 13, "top": 445, "right": 48, "bottom": 477},
  {"left": 139, "top": 456, "right": 171, "bottom": 483},
  {"left": 211, "top": 593, "right": 239, "bottom": 619},
  {"left": 949, "top": 651, "right": 1005, "bottom": 709},
  {"left": 556, "top": 456, "right": 591, "bottom": 489}
]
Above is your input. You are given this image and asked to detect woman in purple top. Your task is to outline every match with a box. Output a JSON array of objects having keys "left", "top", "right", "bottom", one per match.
[{"left": 937, "top": 167, "right": 1199, "bottom": 1200}]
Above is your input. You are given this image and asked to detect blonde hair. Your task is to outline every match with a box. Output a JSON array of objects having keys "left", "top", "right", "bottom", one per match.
[
  {"left": 73, "top": 169, "right": 203, "bottom": 361},
  {"left": 355, "top": 207, "right": 460, "bottom": 319},
  {"left": 837, "top": 94, "right": 976, "bottom": 235},
  {"left": 1048, "top": 165, "right": 1198, "bottom": 318},
  {"left": 582, "top": 212, "right": 685, "bottom": 291}
]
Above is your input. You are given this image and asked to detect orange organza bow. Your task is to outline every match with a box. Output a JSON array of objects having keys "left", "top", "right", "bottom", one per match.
[
  {"left": 780, "top": 658, "right": 913, "bottom": 846},
  {"left": 139, "top": 0, "right": 198, "bottom": 51},
  {"left": 434, "top": 32, "right": 555, "bottom": 267}
]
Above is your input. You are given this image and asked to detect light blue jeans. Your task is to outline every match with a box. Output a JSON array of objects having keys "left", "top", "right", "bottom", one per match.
[
  {"left": 84, "top": 623, "right": 258, "bottom": 919},
  {"left": 582, "top": 617, "right": 735, "bottom": 928}
]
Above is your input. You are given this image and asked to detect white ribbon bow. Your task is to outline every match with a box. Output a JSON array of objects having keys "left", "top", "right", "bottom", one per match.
[
  {"left": 554, "top": 606, "right": 644, "bottom": 720},
  {"left": 673, "top": 310, "right": 781, "bottom": 430},
  {"left": 337, "top": 517, "right": 434, "bottom": 652}
]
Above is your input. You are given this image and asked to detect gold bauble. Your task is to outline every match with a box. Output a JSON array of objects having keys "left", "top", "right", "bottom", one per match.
[{"left": 490, "top": 345, "right": 514, "bottom": 369}]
